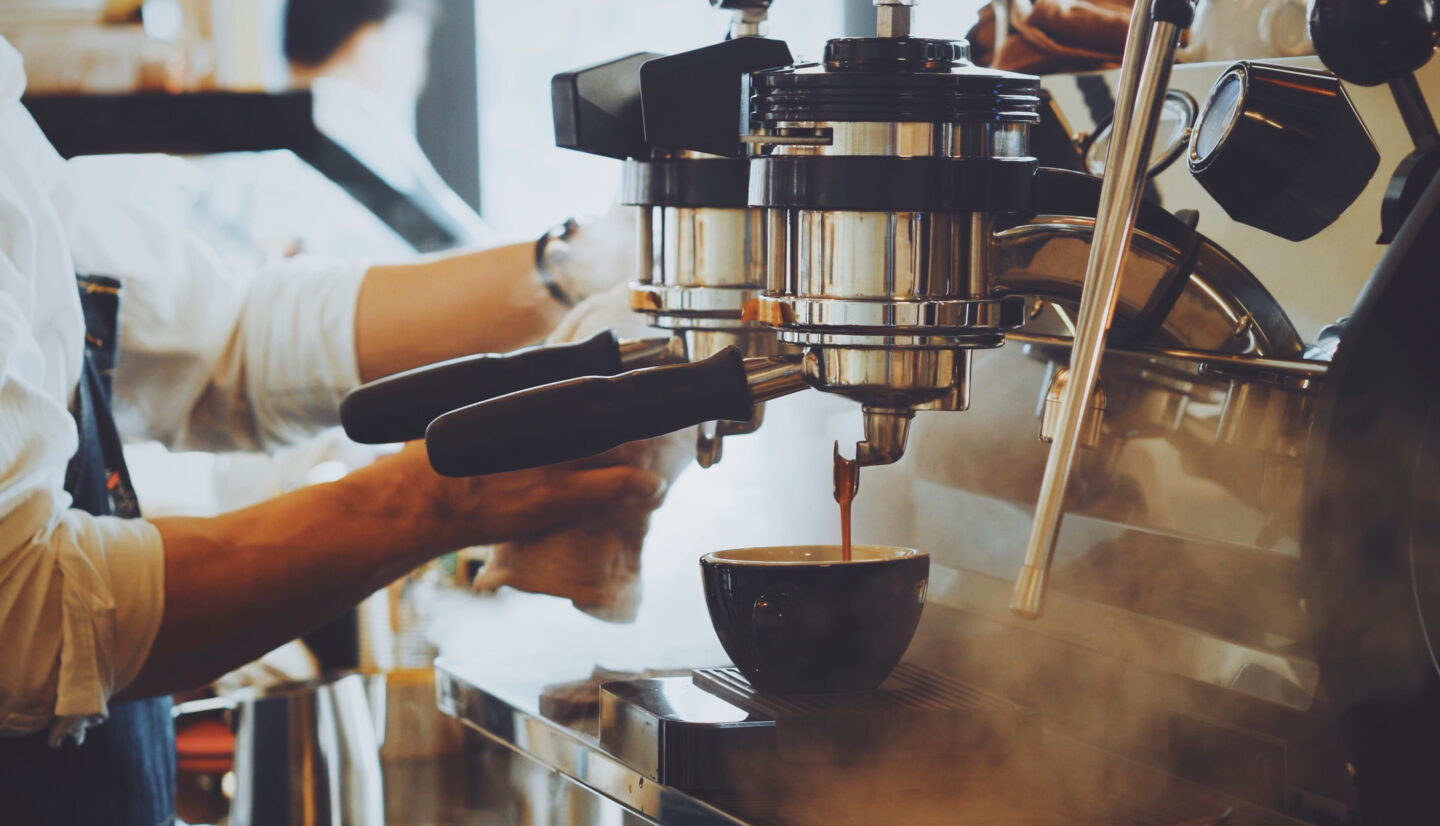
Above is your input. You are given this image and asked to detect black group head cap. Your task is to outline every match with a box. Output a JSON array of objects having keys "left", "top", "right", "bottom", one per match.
[
  {"left": 552, "top": 52, "right": 662, "bottom": 161},
  {"left": 639, "top": 38, "right": 795, "bottom": 158}
]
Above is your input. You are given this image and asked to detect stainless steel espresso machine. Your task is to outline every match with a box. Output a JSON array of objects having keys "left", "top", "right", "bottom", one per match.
[{"left": 341, "top": 0, "right": 1440, "bottom": 822}]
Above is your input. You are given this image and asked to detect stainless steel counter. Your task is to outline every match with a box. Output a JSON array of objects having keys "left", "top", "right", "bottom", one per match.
[
  {"left": 425, "top": 496, "right": 764, "bottom": 826},
  {"left": 435, "top": 657, "right": 752, "bottom": 826}
]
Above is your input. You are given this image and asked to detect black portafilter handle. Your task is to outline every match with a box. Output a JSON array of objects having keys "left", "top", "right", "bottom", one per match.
[
  {"left": 340, "top": 331, "right": 626, "bottom": 445},
  {"left": 425, "top": 348, "right": 755, "bottom": 477}
]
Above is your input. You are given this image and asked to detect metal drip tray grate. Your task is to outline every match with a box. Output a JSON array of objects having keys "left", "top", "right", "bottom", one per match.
[
  {"left": 693, "top": 663, "right": 1013, "bottom": 715},
  {"left": 691, "top": 664, "right": 1032, "bottom": 763}
]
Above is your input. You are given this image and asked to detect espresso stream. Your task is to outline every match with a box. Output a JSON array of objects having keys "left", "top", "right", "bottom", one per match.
[{"left": 833, "top": 443, "right": 860, "bottom": 562}]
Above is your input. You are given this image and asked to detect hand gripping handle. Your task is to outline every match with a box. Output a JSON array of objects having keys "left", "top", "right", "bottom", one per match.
[{"left": 424, "top": 348, "right": 754, "bottom": 476}]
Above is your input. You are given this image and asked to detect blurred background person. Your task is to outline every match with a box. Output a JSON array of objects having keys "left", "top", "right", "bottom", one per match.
[{"left": 284, "top": 0, "right": 499, "bottom": 249}]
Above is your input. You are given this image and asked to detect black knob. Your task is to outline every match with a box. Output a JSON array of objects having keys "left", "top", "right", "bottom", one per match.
[{"left": 1310, "top": 0, "right": 1438, "bottom": 86}]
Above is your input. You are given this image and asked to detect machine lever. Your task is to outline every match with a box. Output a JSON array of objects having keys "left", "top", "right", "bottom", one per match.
[
  {"left": 1011, "top": 0, "right": 1195, "bottom": 619},
  {"left": 341, "top": 331, "right": 665, "bottom": 445},
  {"left": 424, "top": 348, "right": 798, "bottom": 477}
]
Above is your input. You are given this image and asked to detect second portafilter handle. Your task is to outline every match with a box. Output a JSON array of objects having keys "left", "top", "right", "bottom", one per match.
[
  {"left": 340, "top": 332, "right": 675, "bottom": 444},
  {"left": 424, "top": 349, "right": 807, "bottom": 477}
]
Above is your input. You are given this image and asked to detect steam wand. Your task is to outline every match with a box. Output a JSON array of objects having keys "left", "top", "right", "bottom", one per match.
[{"left": 1010, "top": 0, "right": 1196, "bottom": 619}]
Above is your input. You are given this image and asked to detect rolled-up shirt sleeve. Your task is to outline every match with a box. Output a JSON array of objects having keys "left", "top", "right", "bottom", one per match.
[
  {"left": 0, "top": 246, "right": 164, "bottom": 743},
  {"left": 51, "top": 170, "right": 368, "bottom": 452},
  {"left": 0, "top": 70, "right": 366, "bottom": 739}
]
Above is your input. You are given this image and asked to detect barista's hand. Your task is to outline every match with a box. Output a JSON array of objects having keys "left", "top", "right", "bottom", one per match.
[
  {"left": 466, "top": 276, "right": 695, "bottom": 621},
  {"left": 473, "top": 436, "right": 692, "bottom": 621},
  {"left": 133, "top": 439, "right": 665, "bottom": 699},
  {"left": 372, "top": 440, "right": 668, "bottom": 554},
  {"left": 538, "top": 202, "right": 639, "bottom": 306}
]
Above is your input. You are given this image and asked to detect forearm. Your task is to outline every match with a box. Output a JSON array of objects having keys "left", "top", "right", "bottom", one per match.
[
  {"left": 123, "top": 459, "right": 446, "bottom": 698},
  {"left": 354, "top": 242, "right": 566, "bottom": 382},
  {"left": 118, "top": 445, "right": 663, "bottom": 700}
]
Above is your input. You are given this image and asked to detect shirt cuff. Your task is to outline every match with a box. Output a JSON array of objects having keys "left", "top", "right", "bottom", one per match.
[
  {"left": 47, "top": 514, "right": 164, "bottom": 744},
  {"left": 242, "top": 257, "right": 368, "bottom": 447}
]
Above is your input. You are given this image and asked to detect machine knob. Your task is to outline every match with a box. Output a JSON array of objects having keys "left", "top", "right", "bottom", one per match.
[{"left": 1309, "top": 0, "right": 1438, "bottom": 86}]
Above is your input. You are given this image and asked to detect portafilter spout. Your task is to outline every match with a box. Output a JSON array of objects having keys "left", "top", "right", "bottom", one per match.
[
  {"left": 851, "top": 407, "right": 914, "bottom": 469},
  {"left": 833, "top": 406, "right": 914, "bottom": 501}
]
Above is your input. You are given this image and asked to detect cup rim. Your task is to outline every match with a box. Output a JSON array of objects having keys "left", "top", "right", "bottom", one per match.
[{"left": 701, "top": 545, "right": 925, "bottom": 566}]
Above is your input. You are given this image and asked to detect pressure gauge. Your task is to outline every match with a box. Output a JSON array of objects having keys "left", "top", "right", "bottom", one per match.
[
  {"left": 1187, "top": 61, "right": 1379, "bottom": 241},
  {"left": 1084, "top": 90, "right": 1197, "bottom": 178},
  {"left": 1189, "top": 72, "right": 1242, "bottom": 163}
]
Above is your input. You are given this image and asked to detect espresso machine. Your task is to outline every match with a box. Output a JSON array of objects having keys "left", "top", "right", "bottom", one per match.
[
  {"left": 343, "top": 0, "right": 1440, "bottom": 821},
  {"left": 340, "top": 0, "right": 801, "bottom": 466}
]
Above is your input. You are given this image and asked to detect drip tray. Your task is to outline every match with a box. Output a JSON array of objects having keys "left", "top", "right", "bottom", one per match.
[
  {"left": 693, "top": 664, "right": 1030, "bottom": 763},
  {"left": 598, "top": 664, "right": 1033, "bottom": 791}
]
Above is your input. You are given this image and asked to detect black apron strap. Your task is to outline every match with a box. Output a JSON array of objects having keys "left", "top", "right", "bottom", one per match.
[{"left": 0, "top": 274, "right": 174, "bottom": 826}]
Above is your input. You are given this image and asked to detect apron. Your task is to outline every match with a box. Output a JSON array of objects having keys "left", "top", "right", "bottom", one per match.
[{"left": 0, "top": 274, "right": 175, "bottom": 826}]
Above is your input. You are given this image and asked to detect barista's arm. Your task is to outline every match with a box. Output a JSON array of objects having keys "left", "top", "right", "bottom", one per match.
[
  {"left": 354, "top": 242, "right": 567, "bottom": 382},
  {"left": 120, "top": 442, "right": 663, "bottom": 699}
]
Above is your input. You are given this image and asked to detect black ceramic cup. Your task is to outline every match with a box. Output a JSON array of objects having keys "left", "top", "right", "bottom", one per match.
[{"left": 700, "top": 545, "right": 929, "bottom": 694}]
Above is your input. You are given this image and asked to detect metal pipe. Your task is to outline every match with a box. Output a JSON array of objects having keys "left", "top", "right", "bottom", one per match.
[
  {"left": 1011, "top": 8, "right": 1187, "bottom": 619},
  {"left": 1007, "top": 332, "right": 1331, "bottom": 380},
  {"left": 743, "top": 356, "right": 809, "bottom": 402},
  {"left": 875, "top": 0, "right": 917, "bottom": 38},
  {"left": 618, "top": 337, "right": 684, "bottom": 369}
]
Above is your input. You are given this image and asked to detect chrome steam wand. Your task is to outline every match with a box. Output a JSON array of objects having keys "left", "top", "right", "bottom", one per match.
[{"left": 1010, "top": 0, "right": 1196, "bottom": 619}]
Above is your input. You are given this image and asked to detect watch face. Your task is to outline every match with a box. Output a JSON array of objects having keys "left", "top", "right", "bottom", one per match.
[
  {"left": 1190, "top": 69, "right": 1245, "bottom": 165},
  {"left": 1084, "top": 90, "right": 1198, "bottom": 177}
]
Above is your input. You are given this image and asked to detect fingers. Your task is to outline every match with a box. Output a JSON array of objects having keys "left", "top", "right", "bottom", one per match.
[
  {"left": 553, "top": 465, "right": 667, "bottom": 506},
  {"left": 564, "top": 440, "right": 657, "bottom": 470}
]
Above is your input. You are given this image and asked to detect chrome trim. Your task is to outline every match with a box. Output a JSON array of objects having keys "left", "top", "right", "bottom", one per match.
[
  {"left": 763, "top": 121, "right": 1031, "bottom": 159},
  {"left": 800, "top": 346, "right": 970, "bottom": 403},
  {"left": 774, "top": 330, "right": 1003, "bottom": 348},
  {"left": 642, "top": 207, "right": 766, "bottom": 290},
  {"left": 773, "top": 210, "right": 990, "bottom": 310},
  {"left": 435, "top": 661, "right": 751, "bottom": 826},
  {"left": 755, "top": 294, "right": 1023, "bottom": 332},
  {"left": 630, "top": 283, "right": 756, "bottom": 316}
]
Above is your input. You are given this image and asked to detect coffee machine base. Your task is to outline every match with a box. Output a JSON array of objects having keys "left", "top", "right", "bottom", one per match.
[
  {"left": 594, "top": 665, "right": 1302, "bottom": 826},
  {"left": 598, "top": 664, "right": 1032, "bottom": 792}
]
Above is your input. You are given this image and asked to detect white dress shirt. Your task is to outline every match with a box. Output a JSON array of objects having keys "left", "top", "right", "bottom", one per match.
[{"left": 0, "top": 38, "right": 368, "bottom": 743}]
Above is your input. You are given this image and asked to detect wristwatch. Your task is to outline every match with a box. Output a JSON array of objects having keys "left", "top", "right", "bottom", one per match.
[{"left": 535, "top": 217, "right": 580, "bottom": 306}]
